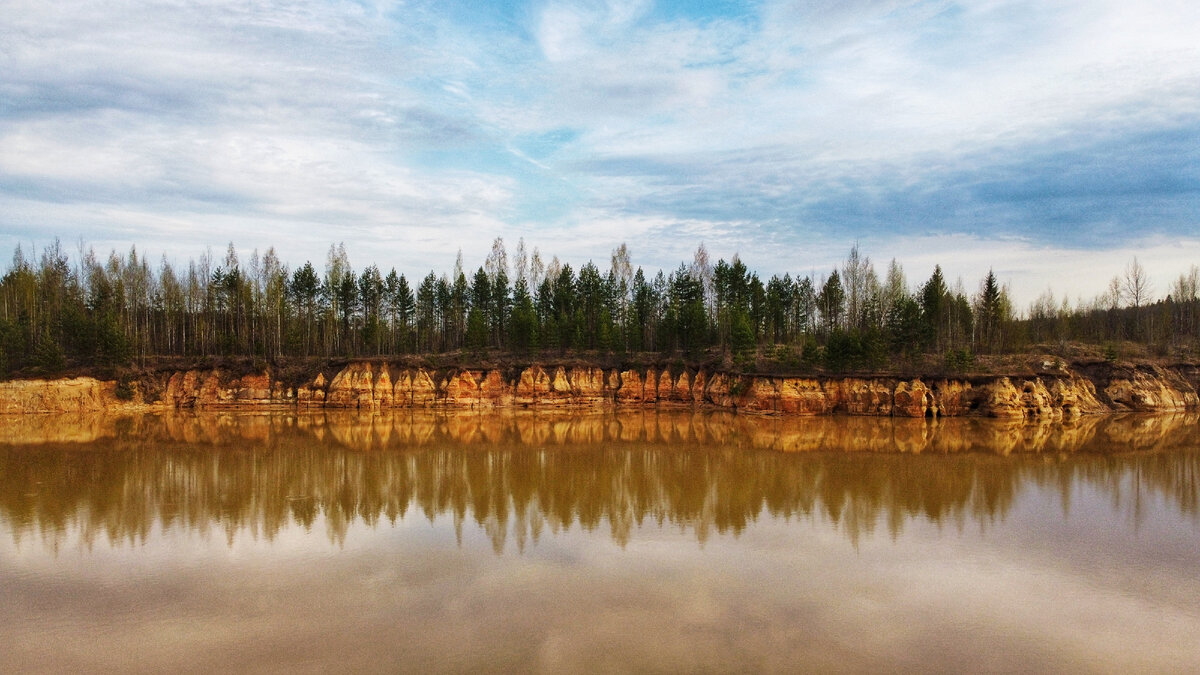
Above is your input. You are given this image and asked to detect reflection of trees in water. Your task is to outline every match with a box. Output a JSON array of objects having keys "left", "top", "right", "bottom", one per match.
[{"left": 1, "top": 412, "right": 1197, "bottom": 552}]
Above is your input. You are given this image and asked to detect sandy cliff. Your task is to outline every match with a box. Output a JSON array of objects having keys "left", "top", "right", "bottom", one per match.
[
  {"left": 0, "top": 377, "right": 128, "bottom": 414},
  {"left": 2, "top": 361, "right": 1196, "bottom": 417}
]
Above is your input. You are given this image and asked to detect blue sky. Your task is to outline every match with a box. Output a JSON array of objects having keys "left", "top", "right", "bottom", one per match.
[{"left": 2, "top": 0, "right": 1198, "bottom": 304}]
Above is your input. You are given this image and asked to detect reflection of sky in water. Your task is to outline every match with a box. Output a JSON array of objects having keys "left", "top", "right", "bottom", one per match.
[{"left": 1, "top": 412, "right": 1199, "bottom": 671}]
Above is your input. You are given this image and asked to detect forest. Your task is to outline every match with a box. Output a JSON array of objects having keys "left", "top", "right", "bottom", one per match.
[{"left": 1, "top": 238, "right": 1197, "bottom": 377}]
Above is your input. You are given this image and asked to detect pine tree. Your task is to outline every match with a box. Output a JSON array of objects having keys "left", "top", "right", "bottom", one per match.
[{"left": 920, "top": 266, "right": 948, "bottom": 351}]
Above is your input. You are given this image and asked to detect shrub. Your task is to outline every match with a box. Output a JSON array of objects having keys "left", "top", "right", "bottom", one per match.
[{"left": 114, "top": 374, "right": 135, "bottom": 401}]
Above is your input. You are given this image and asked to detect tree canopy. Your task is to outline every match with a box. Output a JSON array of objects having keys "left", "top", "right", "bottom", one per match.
[{"left": 1, "top": 239, "right": 1195, "bottom": 377}]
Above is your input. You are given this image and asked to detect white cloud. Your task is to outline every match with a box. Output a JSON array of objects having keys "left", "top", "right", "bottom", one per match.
[{"left": 1, "top": 0, "right": 1197, "bottom": 300}]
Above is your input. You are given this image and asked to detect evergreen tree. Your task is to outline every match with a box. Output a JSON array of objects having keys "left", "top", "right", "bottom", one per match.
[
  {"left": 358, "top": 265, "right": 383, "bottom": 354},
  {"left": 976, "top": 269, "right": 1002, "bottom": 352},
  {"left": 818, "top": 271, "right": 845, "bottom": 336},
  {"left": 290, "top": 262, "right": 320, "bottom": 356},
  {"left": 552, "top": 265, "right": 576, "bottom": 351},
  {"left": 468, "top": 267, "right": 491, "bottom": 351},
  {"left": 920, "top": 266, "right": 948, "bottom": 351},
  {"left": 416, "top": 272, "right": 437, "bottom": 353},
  {"left": 507, "top": 277, "right": 538, "bottom": 355}
]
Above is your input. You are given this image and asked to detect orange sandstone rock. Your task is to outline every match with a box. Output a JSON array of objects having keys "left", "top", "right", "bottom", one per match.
[
  {"left": 326, "top": 363, "right": 376, "bottom": 408},
  {"left": 691, "top": 370, "right": 707, "bottom": 405},
  {"left": 478, "top": 370, "right": 513, "bottom": 408},
  {"left": 670, "top": 371, "right": 692, "bottom": 404},
  {"left": 570, "top": 367, "right": 608, "bottom": 406},
  {"left": 656, "top": 369, "right": 674, "bottom": 403},
  {"left": 739, "top": 377, "right": 779, "bottom": 414},
  {"left": 704, "top": 373, "right": 735, "bottom": 409},
  {"left": 411, "top": 369, "right": 438, "bottom": 407},
  {"left": 443, "top": 370, "right": 480, "bottom": 407},
  {"left": 548, "top": 367, "right": 573, "bottom": 403},
  {"left": 616, "top": 369, "right": 644, "bottom": 404},
  {"left": 840, "top": 378, "right": 893, "bottom": 416},
  {"left": 297, "top": 372, "right": 328, "bottom": 406},
  {"left": 893, "top": 380, "right": 934, "bottom": 417},
  {"left": 235, "top": 372, "right": 272, "bottom": 404},
  {"left": 0, "top": 377, "right": 117, "bottom": 414},
  {"left": 977, "top": 378, "right": 1025, "bottom": 418},
  {"left": 516, "top": 366, "right": 550, "bottom": 406},
  {"left": 392, "top": 370, "right": 413, "bottom": 407},
  {"left": 778, "top": 378, "right": 828, "bottom": 415},
  {"left": 1105, "top": 367, "right": 1199, "bottom": 412},
  {"left": 642, "top": 368, "right": 658, "bottom": 404},
  {"left": 374, "top": 367, "right": 394, "bottom": 408},
  {"left": 932, "top": 380, "right": 973, "bottom": 417}
]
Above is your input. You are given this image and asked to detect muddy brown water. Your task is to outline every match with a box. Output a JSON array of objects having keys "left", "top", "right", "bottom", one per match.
[{"left": 2, "top": 410, "right": 1198, "bottom": 672}]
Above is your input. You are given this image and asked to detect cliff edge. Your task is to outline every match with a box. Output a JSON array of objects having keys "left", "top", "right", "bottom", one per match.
[{"left": 2, "top": 359, "right": 1196, "bottom": 418}]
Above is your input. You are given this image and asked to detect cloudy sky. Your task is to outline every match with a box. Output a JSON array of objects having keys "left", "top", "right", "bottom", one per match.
[{"left": 2, "top": 0, "right": 1198, "bottom": 304}]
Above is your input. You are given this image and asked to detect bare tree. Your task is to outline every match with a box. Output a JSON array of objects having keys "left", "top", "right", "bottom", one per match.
[
  {"left": 513, "top": 238, "right": 529, "bottom": 289},
  {"left": 485, "top": 237, "right": 507, "bottom": 283},
  {"left": 1122, "top": 257, "right": 1152, "bottom": 309},
  {"left": 1170, "top": 265, "right": 1199, "bottom": 302},
  {"left": 610, "top": 242, "right": 633, "bottom": 308},
  {"left": 1106, "top": 276, "right": 1122, "bottom": 310},
  {"left": 690, "top": 243, "right": 714, "bottom": 316},
  {"left": 880, "top": 258, "right": 907, "bottom": 324},
  {"left": 529, "top": 247, "right": 544, "bottom": 290},
  {"left": 841, "top": 244, "right": 873, "bottom": 331},
  {"left": 1122, "top": 257, "right": 1154, "bottom": 343},
  {"left": 1170, "top": 265, "right": 1199, "bottom": 341},
  {"left": 544, "top": 255, "right": 561, "bottom": 288}
]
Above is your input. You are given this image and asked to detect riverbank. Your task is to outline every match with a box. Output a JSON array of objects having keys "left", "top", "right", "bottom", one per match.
[{"left": 1, "top": 357, "right": 1197, "bottom": 418}]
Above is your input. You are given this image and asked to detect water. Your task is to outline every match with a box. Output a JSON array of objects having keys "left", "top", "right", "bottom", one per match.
[{"left": 1, "top": 411, "right": 1198, "bottom": 672}]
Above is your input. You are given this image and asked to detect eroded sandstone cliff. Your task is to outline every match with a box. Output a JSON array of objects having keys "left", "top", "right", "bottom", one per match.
[
  {"left": 2, "top": 361, "right": 1196, "bottom": 417},
  {"left": 0, "top": 377, "right": 129, "bottom": 414}
]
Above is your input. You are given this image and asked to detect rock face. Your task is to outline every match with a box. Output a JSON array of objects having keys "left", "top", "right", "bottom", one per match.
[
  {"left": 478, "top": 370, "right": 513, "bottom": 408},
  {"left": 297, "top": 373, "right": 327, "bottom": 406},
  {"left": 2, "top": 360, "right": 1198, "bottom": 416},
  {"left": 840, "top": 378, "right": 895, "bottom": 416},
  {"left": 571, "top": 368, "right": 610, "bottom": 406},
  {"left": 326, "top": 363, "right": 377, "bottom": 408},
  {"left": 975, "top": 375, "right": 1110, "bottom": 419},
  {"left": 892, "top": 380, "right": 933, "bottom": 417},
  {"left": 616, "top": 369, "right": 645, "bottom": 404},
  {"left": 162, "top": 369, "right": 288, "bottom": 409},
  {"left": 1104, "top": 366, "right": 1199, "bottom": 412},
  {"left": 778, "top": 378, "right": 830, "bottom": 415},
  {"left": 0, "top": 377, "right": 127, "bottom": 413},
  {"left": 442, "top": 370, "right": 479, "bottom": 408},
  {"left": 934, "top": 380, "right": 974, "bottom": 417}
]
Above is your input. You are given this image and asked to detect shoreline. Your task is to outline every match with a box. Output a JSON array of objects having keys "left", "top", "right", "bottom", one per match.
[{"left": 2, "top": 358, "right": 1197, "bottom": 418}]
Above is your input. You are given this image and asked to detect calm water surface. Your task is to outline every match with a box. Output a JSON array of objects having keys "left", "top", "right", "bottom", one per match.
[{"left": 2, "top": 410, "right": 1199, "bottom": 673}]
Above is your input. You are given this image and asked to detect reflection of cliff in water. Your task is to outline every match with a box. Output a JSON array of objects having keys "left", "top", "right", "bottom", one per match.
[{"left": 2, "top": 411, "right": 1198, "bottom": 552}]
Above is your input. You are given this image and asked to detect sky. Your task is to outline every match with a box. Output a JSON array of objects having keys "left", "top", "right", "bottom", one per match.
[{"left": 1, "top": 0, "right": 1198, "bottom": 306}]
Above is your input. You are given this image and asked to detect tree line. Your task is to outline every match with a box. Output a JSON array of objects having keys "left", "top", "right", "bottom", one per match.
[{"left": 1, "top": 238, "right": 1197, "bottom": 376}]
